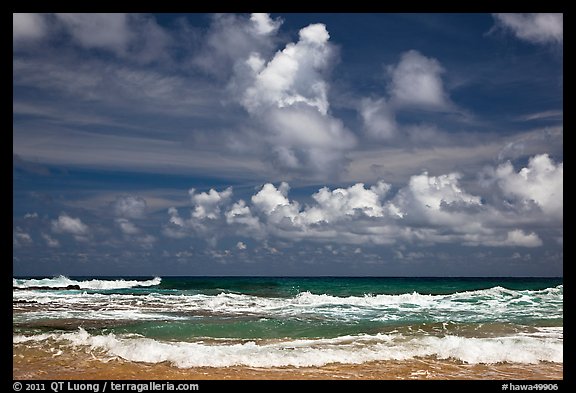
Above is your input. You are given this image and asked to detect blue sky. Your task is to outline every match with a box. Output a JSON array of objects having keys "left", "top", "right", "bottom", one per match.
[{"left": 13, "top": 13, "right": 563, "bottom": 276}]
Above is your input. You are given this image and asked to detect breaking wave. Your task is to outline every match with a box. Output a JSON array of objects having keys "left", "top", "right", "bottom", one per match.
[
  {"left": 13, "top": 327, "right": 563, "bottom": 367},
  {"left": 13, "top": 276, "right": 161, "bottom": 290}
]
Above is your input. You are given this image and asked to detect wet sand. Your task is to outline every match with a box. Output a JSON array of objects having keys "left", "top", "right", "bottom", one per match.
[{"left": 13, "top": 344, "right": 563, "bottom": 380}]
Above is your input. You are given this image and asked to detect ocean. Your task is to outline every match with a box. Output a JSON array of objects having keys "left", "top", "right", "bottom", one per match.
[{"left": 13, "top": 276, "right": 563, "bottom": 380}]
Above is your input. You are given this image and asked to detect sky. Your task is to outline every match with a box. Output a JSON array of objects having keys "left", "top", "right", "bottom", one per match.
[{"left": 13, "top": 13, "right": 563, "bottom": 277}]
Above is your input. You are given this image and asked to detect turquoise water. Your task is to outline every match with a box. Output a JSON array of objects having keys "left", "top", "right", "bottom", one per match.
[{"left": 13, "top": 276, "right": 563, "bottom": 368}]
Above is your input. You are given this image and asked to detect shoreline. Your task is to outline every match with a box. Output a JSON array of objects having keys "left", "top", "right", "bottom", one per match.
[{"left": 13, "top": 346, "right": 563, "bottom": 380}]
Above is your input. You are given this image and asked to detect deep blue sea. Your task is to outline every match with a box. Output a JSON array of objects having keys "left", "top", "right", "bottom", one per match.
[{"left": 13, "top": 276, "right": 563, "bottom": 368}]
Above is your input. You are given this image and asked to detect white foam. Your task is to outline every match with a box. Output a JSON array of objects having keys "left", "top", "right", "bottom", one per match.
[
  {"left": 12, "top": 283, "right": 563, "bottom": 324},
  {"left": 518, "top": 327, "right": 564, "bottom": 339},
  {"left": 14, "top": 309, "right": 185, "bottom": 322},
  {"left": 13, "top": 276, "right": 161, "bottom": 290},
  {"left": 13, "top": 328, "right": 563, "bottom": 367}
]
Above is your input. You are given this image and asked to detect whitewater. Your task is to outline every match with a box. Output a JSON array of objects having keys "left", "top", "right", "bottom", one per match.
[{"left": 13, "top": 276, "right": 563, "bottom": 371}]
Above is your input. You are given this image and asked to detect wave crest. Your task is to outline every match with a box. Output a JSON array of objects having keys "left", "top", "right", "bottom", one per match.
[
  {"left": 13, "top": 328, "right": 563, "bottom": 367},
  {"left": 13, "top": 276, "right": 161, "bottom": 290}
]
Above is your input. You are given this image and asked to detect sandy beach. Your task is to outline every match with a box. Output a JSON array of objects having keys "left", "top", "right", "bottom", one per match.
[{"left": 13, "top": 344, "right": 563, "bottom": 380}]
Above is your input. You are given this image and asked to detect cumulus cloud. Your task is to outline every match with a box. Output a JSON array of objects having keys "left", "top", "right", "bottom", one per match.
[
  {"left": 493, "top": 13, "right": 563, "bottom": 45},
  {"left": 251, "top": 183, "right": 303, "bottom": 232},
  {"left": 494, "top": 154, "right": 563, "bottom": 218},
  {"left": 393, "top": 172, "right": 482, "bottom": 222},
  {"left": 251, "top": 182, "right": 291, "bottom": 215},
  {"left": 225, "top": 200, "right": 263, "bottom": 235},
  {"left": 483, "top": 230, "right": 543, "bottom": 248},
  {"left": 304, "top": 181, "right": 391, "bottom": 224},
  {"left": 264, "top": 107, "right": 356, "bottom": 175},
  {"left": 161, "top": 187, "right": 234, "bottom": 244},
  {"left": 359, "top": 50, "right": 461, "bottom": 144},
  {"left": 13, "top": 13, "right": 46, "bottom": 43},
  {"left": 241, "top": 23, "right": 333, "bottom": 114},
  {"left": 161, "top": 155, "right": 557, "bottom": 249},
  {"left": 250, "top": 13, "right": 282, "bottom": 35},
  {"left": 244, "top": 178, "right": 484, "bottom": 246},
  {"left": 162, "top": 207, "right": 188, "bottom": 239},
  {"left": 227, "top": 16, "right": 356, "bottom": 178},
  {"left": 387, "top": 50, "right": 452, "bottom": 109},
  {"left": 51, "top": 214, "right": 89, "bottom": 241},
  {"left": 115, "top": 218, "right": 140, "bottom": 235},
  {"left": 195, "top": 13, "right": 283, "bottom": 78},
  {"left": 505, "top": 230, "right": 543, "bottom": 247},
  {"left": 113, "top": 195, "right": 147, "bottom": 219},
  {"left": 236, "top": 241, "right": 247, "bottom": 250},
  {"left": 189, "top": 187, "right": 232, "bottom": 219}
]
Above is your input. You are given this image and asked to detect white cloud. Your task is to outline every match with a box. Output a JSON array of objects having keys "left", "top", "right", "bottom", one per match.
[
  {"left": 44, "top": 14, "right": 170, "bottom": 63},
  {"left": 251, "top": 183, "right": 302, "bottom": 229},
  {"left": 244, "top": 182, "right": 397, "bottom": 244},
  {"left": 162, "top": 207, "right": 188, "bottom": 239},
  {"left": 244, "top": 24, "right": 354, "bottom": 176},
  {"left": 189, "top": 187, "right": 233, "bottom": 220},
  {"left": 194, "top": 13, "right": 282, "bottom": 78},
  {"left": 135, "top": 234, "right": 156, "bottom": 248},
  {"left": 387, "top": 50, "right": 452, "bottom": 109},
  {"left": 495, "top": 127, "right": 563, "bottom": 162},
  {"left": 115, "top": 218, "right": 140, "bottom": 235},
  {"left": 358, "top": 50, "right": 464, "bottom": 146},
  {"left": 113, "top": 195, "right": 147, "bottom": 219},
  {"left": 42, "top": 233, "right": 60, "bottom": 248},
  {"left": 13, "top": 13, "right": 46, "bottom": 42},
  {"left": 225, "top": 200, "right": 263, "bottom": 234},
  {"left": 515, "top": 110, "right": 563, "bottom": 122},
  {"left": 54, "top": 13, "right": 133, "bottom": 55},
  {"left": 14, "top": 228, "right": 33, "bottom": 245},
  {"left": 13, "top": 42, "right": 206, "bottom": 116},
  {"left": 505, "top": 230, "right": 543, "bottom": 247},
  {"left": 265, "top": 106, "right": 353, "bottom": 149},
  {"left": 360, "top": 97, "right": 397, "bottom": 140},
  {"left": 51, "top": 214, "right": 89, "bottom": 236},
  {"left": 24, "top": 212, "right": 38, "bottom": 219},
  {"left": 251, "top": 182, "right": 292, "bottom": 215},
  {"left": 241, "top": 23, "right": 332, "bottom": 115},
  {"left": 484, "top": 230, "right": 543, "bottom": 248},
  {"left": 161, "top": 154, "right": 558, "bottom": 249},
  {"left": 236, "top": 241, "right": 247, "bottom": 250},
  {"left": 495, "top": 154, "right": 563, "bottom": 218},
  {"left": 250, "top": 13, "right": 282, "bottom": 35},
  {"left": 161, "top": 188, "right": 236, "bottom": 243},
  {"left": 127, "top": 14, "right": 172, "bottom": 63},
  {"left": 266, "top": 112, "right": 356, "bottom": 175},
  {"left": 244, "top": 182, "right": 405, "bottom": 245},
  {"left": 13, "top": 13, "right": 354, "bottom": 181},
  {"left": 303, "top": 181, "right": 391, "bottom": 224},
  {"left": 167, "top": 207, "right": 184, "bottom": 227},
  {"left": 221, "top": 18, "right": 357, "bottom": 178},
  {"left": 493, "top": 13, "right": 563, "bottom": 45},
  {"left": 392, "top": 171, "right": 483, "bottom": 227}
]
